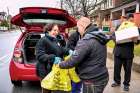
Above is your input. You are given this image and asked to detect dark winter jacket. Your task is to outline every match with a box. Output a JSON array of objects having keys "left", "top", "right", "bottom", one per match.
[
  {"left": 67, "top": 31, "right": 80, "bottom": 50},
  {"left": 114, "top": 42, "right": 134, "bottom": 59},
  {"left": 57, "top": 34, "right": 66, "bottom": 47},
  {"left": 113, "top": 25, "right": 135, "bottom": 59},
  {"left": 35, "top": 33, "right": 69, "bottom": 79},
  {"left": 59, "top": 25, "right": 110, "bottom": 82}
]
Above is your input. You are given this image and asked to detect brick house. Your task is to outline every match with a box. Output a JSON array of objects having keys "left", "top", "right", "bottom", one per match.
[{"left": 92, "top": 0, "right": 140, "bottom": 31}]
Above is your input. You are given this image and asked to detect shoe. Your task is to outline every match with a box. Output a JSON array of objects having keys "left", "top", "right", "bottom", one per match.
[
  {"left": 111, "top": 82, "right": 120, "bottom": 87},
  {"left": 123, "top": 86, "right": 129, "bottom": 91}
]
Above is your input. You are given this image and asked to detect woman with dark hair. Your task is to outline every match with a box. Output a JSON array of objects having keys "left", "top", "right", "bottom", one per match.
[{"left": 35, "top": 24, "right": 69, "bottom": 93}]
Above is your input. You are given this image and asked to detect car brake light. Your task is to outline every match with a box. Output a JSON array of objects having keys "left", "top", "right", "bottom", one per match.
[{"left": 13, "top": 48, "right": 23, "bottom": 63}]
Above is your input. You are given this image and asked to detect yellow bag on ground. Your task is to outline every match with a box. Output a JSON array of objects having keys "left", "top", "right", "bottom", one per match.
[
  {"left": 41, "top": 64, "right": 71, "bottom": 91},
  {"left": 64, "top": 55, "right": 81, "bottom": 83}
]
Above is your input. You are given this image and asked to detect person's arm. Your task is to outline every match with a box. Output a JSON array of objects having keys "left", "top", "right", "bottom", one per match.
[
  {"left": 35, "top": 38, "right": 55, "bottom": 63},
  {"left": 59, "top": 39, "right": 91, "bottom": 69}
]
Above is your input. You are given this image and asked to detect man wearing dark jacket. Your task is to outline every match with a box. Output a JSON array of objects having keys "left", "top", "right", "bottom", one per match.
[
  {"left": 58, "top": 16, "right": 109, "bottom": 93},
  {"left": 111, "top": 14, "right": 136, "bottom": 91}
]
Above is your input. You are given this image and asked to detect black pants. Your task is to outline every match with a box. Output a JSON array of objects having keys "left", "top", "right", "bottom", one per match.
[
  {"left": 82, "top": 77, "right": 109, "bottom": 93},
  {"left": 114, "top": 56, "right": 133, "bottom": 86}
]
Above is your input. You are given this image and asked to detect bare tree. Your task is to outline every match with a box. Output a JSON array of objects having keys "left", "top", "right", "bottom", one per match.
[{"left": 60, "top": 0, "right": 105, "bottom": 17}]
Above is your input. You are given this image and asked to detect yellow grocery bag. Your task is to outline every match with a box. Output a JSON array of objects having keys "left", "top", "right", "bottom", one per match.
[
  {"left": 117, "top": 21, "right": 136, "bottom": 31},
  {"left": 41, "top": 64, "right": 71, "bottom": 91},
  {"left": 64, "top": 55, "right": 81, "bottom": 83},
  {"left": 41, "top": 55, "right": 80, "bottom": 91},
  {"left": 115, "top": 21, "right": 139, "bottom": 43}
]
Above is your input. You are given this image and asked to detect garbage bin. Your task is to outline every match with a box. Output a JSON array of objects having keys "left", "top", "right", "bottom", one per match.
[{"left": 102, "top": 26, "right": 110, "bottom": 32}]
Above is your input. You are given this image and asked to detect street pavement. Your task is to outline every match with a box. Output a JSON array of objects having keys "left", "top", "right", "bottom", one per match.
[
  {"left": 0, "top": 31, "right": 22, "bottom": 93},
  {"left": 0, "top": 31, "right": 140, "bottom": 93}
]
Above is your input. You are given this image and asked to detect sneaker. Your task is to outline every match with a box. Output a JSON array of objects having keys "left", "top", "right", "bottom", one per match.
[
  {"left": 111, "top": 82, "right": 120, "bottom": 87},
  {"left": 123, "top": 86, "right": 129, "bottom": 91}
]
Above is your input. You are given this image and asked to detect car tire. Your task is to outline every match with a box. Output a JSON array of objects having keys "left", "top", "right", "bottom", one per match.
[{"left": 11, "top": 80, "right": 22, "bottom": 86}]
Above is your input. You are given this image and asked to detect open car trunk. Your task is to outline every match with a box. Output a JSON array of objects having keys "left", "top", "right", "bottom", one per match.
[
  {"left": 23, "top": 33, "right": 44, "bottom": 64},
  {"left": 11, "top": 7, "right": 77, "bottom": 30},
  {"left": 11, "top": 7, "right": 77, "bottom": 64}
]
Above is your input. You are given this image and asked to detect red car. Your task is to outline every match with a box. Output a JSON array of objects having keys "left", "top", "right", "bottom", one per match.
[{"left": 9, "top": 7, "right": 76, "bottom": 86}]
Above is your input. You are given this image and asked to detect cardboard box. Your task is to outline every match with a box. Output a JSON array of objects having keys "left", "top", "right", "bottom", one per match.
[{"left": 115, "top": 27, "right": 140, "bottom": 43}]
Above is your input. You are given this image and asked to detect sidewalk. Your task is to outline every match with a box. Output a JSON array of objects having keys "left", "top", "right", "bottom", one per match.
[
  {"left": 104, "top": 58, "right": 140, "bottom": 93},
  {"left": 107, "top": 47, "right": 140, "bottom": 73}
]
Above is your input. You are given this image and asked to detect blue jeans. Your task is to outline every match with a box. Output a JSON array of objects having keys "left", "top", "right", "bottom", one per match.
[
  {"left": 82, "top": 77, "right": 109, "bottom": 93},
  {"left": 72, "top": 81, "right": 82, "bottom": 93}
]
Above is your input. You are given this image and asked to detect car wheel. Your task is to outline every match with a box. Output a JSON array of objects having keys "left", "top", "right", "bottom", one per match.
[{"left": 11, "top": 80, "right": 22, "bottom": 86}]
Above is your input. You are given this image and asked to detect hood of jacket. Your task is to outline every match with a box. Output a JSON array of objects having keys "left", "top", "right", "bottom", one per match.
[{"left": 83, "top": 24, "right": 110, "bottom": 45}]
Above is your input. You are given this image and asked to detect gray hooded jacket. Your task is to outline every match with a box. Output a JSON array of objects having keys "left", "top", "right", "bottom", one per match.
[{"left": 59, "top": 25, "right": 110, "bottom": 82}]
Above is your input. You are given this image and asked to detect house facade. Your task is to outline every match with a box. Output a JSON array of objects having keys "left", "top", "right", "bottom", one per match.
[{"left": 92, "top": 0, "right": 140, "bottom": 30}]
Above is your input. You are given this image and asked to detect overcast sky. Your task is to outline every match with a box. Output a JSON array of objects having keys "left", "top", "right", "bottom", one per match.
[{"left": 0, "top": 0, "right": 60, "bottom": 16}]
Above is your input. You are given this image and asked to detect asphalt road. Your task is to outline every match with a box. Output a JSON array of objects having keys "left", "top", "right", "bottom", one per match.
[
  {"left": 0, "top": 31, "right": 140, "bottom": 93},
  {"left": 0, "top": 31, "right": 41, "bottom": 93}
]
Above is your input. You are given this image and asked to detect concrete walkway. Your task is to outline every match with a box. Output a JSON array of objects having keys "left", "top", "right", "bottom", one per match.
[{"left": 104, "top": 48, "right": 140, "bottom": 93}]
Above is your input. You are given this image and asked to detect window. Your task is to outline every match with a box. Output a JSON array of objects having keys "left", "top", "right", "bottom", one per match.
[
  {"left": 23, "top": 19, "right": 66, "bottom": 25},
  {"left": 23, "top": 13, "right": 67, "bottom": 25},
  {"left": 110, "top": 0, "right": 113, "bottom": 6}
]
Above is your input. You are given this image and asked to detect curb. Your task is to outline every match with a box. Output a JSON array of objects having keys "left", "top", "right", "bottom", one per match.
[{"left": 107, "top": 47, "right": 140, "bottom": 73}]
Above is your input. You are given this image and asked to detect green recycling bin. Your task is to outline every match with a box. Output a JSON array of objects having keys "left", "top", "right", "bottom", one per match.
[{"left": 103, "top": 26, "right": 110, "bottom": 32}]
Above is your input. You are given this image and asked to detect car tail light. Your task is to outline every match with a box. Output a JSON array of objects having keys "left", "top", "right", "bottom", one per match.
[{"left": 13, "top": 48, "right": 23, "bottom": 63}]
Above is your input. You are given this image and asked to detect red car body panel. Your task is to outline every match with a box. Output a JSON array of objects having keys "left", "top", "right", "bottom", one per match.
[
  {"left": 9, "top": 32, "right": 40, "bottom": 81},
  {"left": 10, "top": 59, "right": 39, "bottom": 81}
]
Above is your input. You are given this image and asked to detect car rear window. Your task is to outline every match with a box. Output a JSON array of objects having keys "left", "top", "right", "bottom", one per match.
[{"left": 23, "top": 13, "right": 67, "bottom": 25}]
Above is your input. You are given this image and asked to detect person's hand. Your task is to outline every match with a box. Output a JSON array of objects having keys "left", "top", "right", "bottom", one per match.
[
  {"left": 54, "top": 57, "right": 62, "bottom": 64},
  {"left": 132, "top": 37, "right": 138, "bottom": 43},
  {"left": 69, "top": 50, "right": 73, "bottom": 56}
]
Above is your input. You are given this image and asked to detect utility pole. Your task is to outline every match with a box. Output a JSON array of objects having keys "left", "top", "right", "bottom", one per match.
[
  {"left": 60, "top": 0, "right": 63, "bottom": 9},
  {"left": 7, "top": 7, "right": 10, "bottom": 30}
]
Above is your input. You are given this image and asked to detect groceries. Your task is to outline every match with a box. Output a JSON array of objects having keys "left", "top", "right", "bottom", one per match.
[
  {"left": 115, "top": 21, "right": 139, "bottom": 43},
  {"left": 41, "top": 55, "right": 80, "bottom": 91}
]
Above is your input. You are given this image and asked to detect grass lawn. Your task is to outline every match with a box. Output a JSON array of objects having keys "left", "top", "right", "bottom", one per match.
[{"left": 107, "top": 40, "right": 140, "bottom": 56}]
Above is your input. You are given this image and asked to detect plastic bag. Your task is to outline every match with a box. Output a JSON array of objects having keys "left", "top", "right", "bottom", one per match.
[
  {"left": 41, "top": 55, "right": 80, "bottom": 91},
  {"left": 68, "top": 68, "right": 81, "bottom": 83},
  {"left": 64, "top": 55, "right": 81, "bottom": 83},
  {"left": 117, "top": 21, "right": 136, "bottom": 31},
  {"left": 41, "top": 64, "right": 71, "bottom": 91}
]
